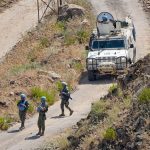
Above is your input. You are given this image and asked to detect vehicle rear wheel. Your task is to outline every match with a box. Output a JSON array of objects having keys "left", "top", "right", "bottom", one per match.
[
  {"left": 88, "top": 71, "right": 96, "bottom": 81},
  {"left": 133, "top": 48, "right": 136, "bottom": 63}
]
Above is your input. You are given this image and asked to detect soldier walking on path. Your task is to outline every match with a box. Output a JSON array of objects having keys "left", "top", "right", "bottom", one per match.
[
  {"left": 36, "top": 96, "right": 48, "bottom": 136},
  {"left": 17, "top": 94, "right": 29, "bottom": 130},
  {"left": 59, "top": 82, "right": 74, "bottom": 117}
]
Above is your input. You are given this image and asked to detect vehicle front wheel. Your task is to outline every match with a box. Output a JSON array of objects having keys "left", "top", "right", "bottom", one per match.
[{"left": 88, "top": 71, "right": 96, "bottom": 81}]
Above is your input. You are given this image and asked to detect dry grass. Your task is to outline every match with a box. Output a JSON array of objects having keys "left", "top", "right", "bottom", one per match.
[{"left": 0, "top": 0, "right": 94, "bottom": 123}]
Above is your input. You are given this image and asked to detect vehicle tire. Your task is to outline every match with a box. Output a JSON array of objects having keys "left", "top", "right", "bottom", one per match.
[
  {"left": 133, "top": 48, "right": 136, "bottom": 63},
  {"left": 88, "top": 71, "right": 96, "bottom": 81}
]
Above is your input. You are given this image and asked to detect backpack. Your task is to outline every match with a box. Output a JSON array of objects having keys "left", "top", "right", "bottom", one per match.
[{"left": 18, "top": 100, "right": 27, "bottom": 111}]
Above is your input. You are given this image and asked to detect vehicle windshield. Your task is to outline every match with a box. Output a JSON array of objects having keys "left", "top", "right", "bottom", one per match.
[{"left": 92, "top": 39, "right": 125, "bottom": 50}]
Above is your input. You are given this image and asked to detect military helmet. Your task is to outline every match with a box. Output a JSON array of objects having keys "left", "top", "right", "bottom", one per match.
[
  {"left": 62, "top": 81, "right": 68, "bottom": 86},
  {"left": 20, "top": 93, "right": 26, "bottom": 99},
  {"left": 41, "top": 96, "right": 46, "bottom": 101}
]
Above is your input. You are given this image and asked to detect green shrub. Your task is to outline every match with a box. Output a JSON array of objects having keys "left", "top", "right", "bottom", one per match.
[
  {"left": 91, "top": 101, "right": 107, "bottom": 115},
  {"left": 28, "top": 103, "right": 35, "bottom": 114},
  {"left": 31, "top": 87, "right": 57, "bottom": 105},
  {"left": 104, "top": 128, "right": 117, "bottom": 141},
  {"left": 39, "top": 37, "right": 50, "bottom": 48},
  {"left": 108, "top": 84, "right": 118, "bottom": 94},
  {"left": 73, "top": 62, "right": 84, "bottom": 72},
  {"left": 0, "top": 117, "right": 13, "bottom": 130},
  {"left": 138, "top": 88, "right": 150, "bottom": 104},
  {"left": 56, "top": 81, "right": 63, "bottom": 92},
  {"left": 55, "top": 21, "right": 66, "bottom": 33},
  {"left": 76, "top": 30, "right": 89, "bottom": 43}
]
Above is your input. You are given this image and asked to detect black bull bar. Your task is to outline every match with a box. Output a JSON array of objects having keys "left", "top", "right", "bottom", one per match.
[{"left": 86, "top": 56, "right": 128, "bottom": 72}]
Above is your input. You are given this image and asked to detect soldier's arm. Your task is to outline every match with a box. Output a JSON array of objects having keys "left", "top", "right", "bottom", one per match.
[
  {"left": 25, "top": 101, "right": 29, "bottom": 110},
  {"left": 17, "top": 101, "right": 21, "bottom": 106}
]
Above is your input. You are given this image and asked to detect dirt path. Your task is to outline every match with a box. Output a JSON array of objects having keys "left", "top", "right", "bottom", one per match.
[
  {"left": 0, "top": 0, "right": 150, "bottom": 149},
  {"left": 0, "top": 78, "right": 112, "bottom": 150}
]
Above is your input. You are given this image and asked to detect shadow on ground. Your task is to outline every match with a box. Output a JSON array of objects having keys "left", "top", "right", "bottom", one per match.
[
  {"left": 25, "top": 135, "right": 40, "bottom": 140},
  {"left": 7, "top": 129, "right": 20, "bottom": 133},
  {"left": 79, "top": 72, "right": 117, "bottom": 85},
  {"left": 51, "top": 115, "right": 67, "bottom": 119}
]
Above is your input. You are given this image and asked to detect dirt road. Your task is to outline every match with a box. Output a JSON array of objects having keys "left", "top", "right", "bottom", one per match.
[{"left": 0, "top": 0, "right": 150, "bottom": 149}]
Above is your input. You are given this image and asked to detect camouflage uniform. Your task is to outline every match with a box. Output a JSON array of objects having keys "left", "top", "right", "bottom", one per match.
[
  {"left": 60, "top": 86, "right": 73, "bottom": 116},
  {"left": 17, "top": 100, "right": 29, "bottom": 129},
  {"left": 37, "top": 103, "right": 48, "bottom": 136}
]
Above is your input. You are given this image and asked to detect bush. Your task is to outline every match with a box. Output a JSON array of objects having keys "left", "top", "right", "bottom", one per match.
[
  {"left": 56, "top": 81, "right": 63, "bottom": 92},
  {"left": 55, "top": 21, "right": 66, "bottom": 33},
  {"left": 138, "top": 88, "right": 150, "bottom": 104},
  {"left": 0, "top": 117, "right": 13, "bottom": 130},
  {"left": 31, "top": 87, "right": 57, "bottom": 105},
  {"left": 39, "top": 37, "right": 50, "bottom": 48},
  {"left": 104, "top": 128, "right": 117, "bottom": 141},
  {"left": 90, "top": 100, "right": 108, "bottom": 122},
  {"left": 73, "top": 62, "right": 84, "bottom": 72},
  {"left": 91, "top": 101, "right": 107, "bottom": 116},
  {"left": 108, "top": 84, "right": 118, "bottom": 95},
  {"left": 76, "top": 30, "right": 89, "bottom": 44},
  {"left": 28, "top": 103, "right": 35, "bottom": 114}
]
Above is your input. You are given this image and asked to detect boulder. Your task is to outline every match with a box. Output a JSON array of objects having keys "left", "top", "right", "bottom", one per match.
[
  {"left": 38, "top": 70, "right": 61, "bottom": 80},
  {"left": 58, "top": 4, "right": 85, "bottom": 21}
]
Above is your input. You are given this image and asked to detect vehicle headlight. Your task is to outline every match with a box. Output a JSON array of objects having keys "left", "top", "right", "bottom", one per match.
[
  {"left": 87, "top": 59, "right": 97, "bottom": 65},
  {"left": 116, "top": 57, "right": 127, "bottom": 63},
  {"left": 121, "top": 57, "right": 127, "bottom": 63}
]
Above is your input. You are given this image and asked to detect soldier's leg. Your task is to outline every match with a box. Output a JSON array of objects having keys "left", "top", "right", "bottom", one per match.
[
  {"left": 60, "top": 100, "right": 65, "bottom": 116},
  {"left": 19, "top": 111, "right": 25, "bottom": 129},
  {"left": 37, "top": 116, "right": 42, "bottom": 135},
  {"left": 65, "top": 101, "right": 73, "bottom": 116},
  {"left": 41, "top": 116, "right": 45, "bottom": 136},
  {"left": 21, "top": 112, "right": 26, "bottom": 128}
]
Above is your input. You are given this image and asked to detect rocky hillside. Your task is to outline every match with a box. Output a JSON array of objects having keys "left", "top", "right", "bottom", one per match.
[
  {"left": 140, "top": 0, "right": 150, "bottom": 10},
  {"left": 60, "top": 54, "right": 150, "bottom": 150}
]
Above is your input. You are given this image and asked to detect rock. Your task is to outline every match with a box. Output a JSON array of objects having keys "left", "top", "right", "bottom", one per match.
[
  {"left": 38, "top": 70, "right": 61, "bottom": 80},
  {"left": 133, "top": 116, "right": 146, "bottom": 132},
  {"left": 58, "top": 4, "right": 85, "bottom": 21},
  {"left": 9, "top": 92, "right": 15, "bottom": 96},
  {"left": 49, "top": 71, "right": 61, "bottom": 80},
  {"left": 10, "top": 80, "right": 16, "bottom": 85},
  {"left": 67, "top": 136, "right": 80, "bottom": 148},
  {"left": 0, "top": 100, "right": 8, "bottom": 107},
  {"left": 81, "top": 19, "right": 90, "bottom": 26}
]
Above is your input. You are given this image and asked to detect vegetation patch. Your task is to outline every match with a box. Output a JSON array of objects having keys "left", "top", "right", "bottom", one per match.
[
  {"left": 10, "top": 62, "right": 41, "bottom": 75},
  {"left": 89, "top": 100, "right": 109, "bottom": 123},
  {"left": 0, "top": 116, "right": 14, "bottom": 130},
  {"left": 31, "top": 87, "right": 57, "bottom": 105},
  {"left": 138, "top": 87, "right": 150, "bottom": 104},
  {"left": 103, "top": 128, "right": 117, "bottom": 141},
  {"left": 108, "top": 84, "right": 118, "bottom": 95}
]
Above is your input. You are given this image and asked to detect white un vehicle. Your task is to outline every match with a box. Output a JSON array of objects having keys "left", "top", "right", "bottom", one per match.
[{"left": 86, "top": 12, "right": 136, "bottom": 81}]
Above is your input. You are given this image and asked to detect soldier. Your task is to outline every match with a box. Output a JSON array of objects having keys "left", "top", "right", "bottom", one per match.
[
  {"left": 36, "top": 96, "right": 48, "bottom": 136},
  {"left": 17, "top": 94, "right": 29, "bottom": 130},
  {"left": 59, "top": 82, "right": 73, "bottom": 116}
]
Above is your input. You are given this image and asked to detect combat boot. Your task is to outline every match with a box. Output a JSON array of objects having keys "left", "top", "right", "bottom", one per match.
[{"left": 70, "top": 110, "right": 74, "bottom": 116}]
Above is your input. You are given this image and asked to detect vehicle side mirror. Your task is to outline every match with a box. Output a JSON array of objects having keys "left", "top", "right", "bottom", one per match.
[
  {"left": 85, "top": 46, "right": 89, "bottom": 50},
  {"left": 130, "top": 44, "right": 134, "bottom": 48}
]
